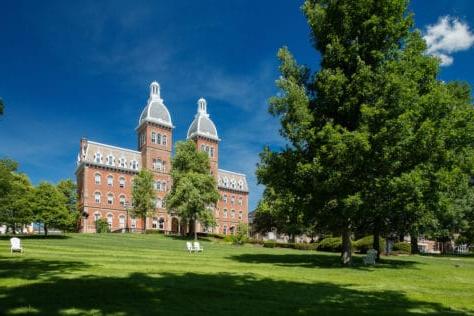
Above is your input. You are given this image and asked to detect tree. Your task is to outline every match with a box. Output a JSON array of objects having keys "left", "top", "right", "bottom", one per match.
[
  {"left": 165, "top": 140, "right": 220, "bottom": 241},
  {"left": 32, "top": 182, "right": 70, "bottom": 236},
  {"left": 258, "top": 0, "right": 474, "bottom": 265},
  {"left": 57, "top": 179, "right": 80, "bottom": 232},
  {"left": 0, "top": 98, "right": 3, "bottom": 116},
  {"left": 131, "top": 169, "right": 156, "bottom": 233}
]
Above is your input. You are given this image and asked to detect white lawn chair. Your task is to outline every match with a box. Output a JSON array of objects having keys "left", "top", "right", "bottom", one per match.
[
  {"left": 186, "top": 241, "right": 195, "bottom": 253},
  {"left": 193, "top": 241, "right": 203, "bottom": 252},
  {"left": 363, "top": 249, "right": 377, "bottom": 265},
  {"left": 10, "top": 237, "right": 23, "bottom": 254}
]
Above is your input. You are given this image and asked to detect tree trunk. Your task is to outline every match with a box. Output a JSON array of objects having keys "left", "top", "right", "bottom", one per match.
[
  {"left": 194, "top": 219, "right": 198, "bottom": 241},
  {"left": 341, "top": 227, "right": 352, "bottom": 266},
  {"left": 373, "top": 228, "right": 381, "bottom": 261},
  {"left": 44, "top": 224, "right": 48, "bottom": 236},
  {"left": 12, "top": 223, "right": 16, "bottom": 235},
  {"left": 410, "top": 233, "right": 419, "bottom": 254},
  {"left": 143, "top": 216, "right": 146, "bottom": 233}
]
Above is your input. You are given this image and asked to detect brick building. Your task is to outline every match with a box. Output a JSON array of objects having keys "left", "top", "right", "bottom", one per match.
[{"left": 76, "top": 82, "right": 249, "bottom": 234}]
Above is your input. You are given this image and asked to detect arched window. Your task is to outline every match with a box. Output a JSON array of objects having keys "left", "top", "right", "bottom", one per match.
[
  {"left": 119, "top": 195, "right": 126, "bottom": 206},
  {"left": 94, "top": 212, "right": 101, "bottom": 222},
  {"left": 223, "top": 225, "right": 228, "bottom": 235},
  {"left": 119, "top": 177, "right": 125, "bottom": 188},
  {"left": 223, "top": 177, "right": 229, "bottom": 187},
  {"left": 152, "top": 217, "right": 158, "bottom": 229},
  {"left": 151, "top": 132, "right": 157, "bottom": 143},
  {"left": 158, "top": 218, "right": 165, "bottom": 230},
  {"left": 238, "top": 180, "right": 244, "bottom": 190},
  {"left": 107, "top": 214, "right": 113, "bottom": 229},
  {"left": 231, "top": 196, "right": 235, "bottom": 204},
  {"left": 107, "top": 193, "right": 113, "bottom": 205},
  {"left": 238, "top": 197, "right": 243, "bottom": 206},
  {"left": 223, "top": 209, "right": 228, "bottom": 218},
  {"left": 162, "top": 135, "right": 167, "bottom": 146},
  {"left": 162, "top": 181, "right": 167, "bottom": 191},
  {"left": 94, "top": 192, "right": 101, "bottom": 203},
  {"left": 95, "top": 173, "right": 101, "bottom": 185},
  {"left": 119, "top": 215, "right": 125, "bottom": 228},
  {"left": 231, "top": 210, "right": 235, "bottom": 219},
  {"left": 201, "top": 144, "right": 205, "bottom": 151},
  {"left": 106, "top": 155, "right": 115, "bottom": 166},
  {"left": 107, "top": 175, "right": 113, "bottom": 186},
  {"left": 131, "top": 216, "right": 137, "bottom": 229},
  {"left": 94, "top": 152, "right": 102, "bottom": 163},
  {"left": 155, "top": 181, "right": 161, "bottom": 191},
  {"left": 131, "top": 160, "right": 138, "bottom": 170},
  {"left": 223, "top": 194, "right": 227, "bottom": 203}
]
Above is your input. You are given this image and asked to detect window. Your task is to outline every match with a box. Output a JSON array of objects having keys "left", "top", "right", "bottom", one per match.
[
  {"left": 162, "top": 181, "right": 167, "bottom": 191},
  {"left": 152, "top": 217, "right": 158, "bottom": 229},
  {"left": 223, "top": 195, "right": 227, "bottom": 203},
  {"left": 95, "top": 173, "right": 101, "bottom": 185},
  {"left": 95, "top": 192, "right": 101, "bottom": 203},
  {"left": 231, "top": 196, "right": 235, "bottom": 204},
  {"left": 119, "top": 177, "right": 125, "bottom": 188},
  {"left": 151, "top": 132, "right": 157, "bottom": 143},
  {"left": 238, "top": 197, "right": 243, "bottom": 206},
  {"left": 223, "top": 225, "right": 227, "bottom": 235},
  {"left": 155, "top": 181, "right": 161, "bottom": 191},
  {"left": 156, "top": 198, "right": 162, "bottom": 209},
  {"left": 94, "top": 212, "right": 101, "bottom": 222},
  {"left": 131, "top": 216, "right": 137, "bottom": 229},
  {"left": 210, "top": 147, "right": 214, "bottom": 158},
  {"left": 231, "top": 210, "right": 235, "bottom": 219},
  {"left": 107, "top": 214, "right": 113, "bottom": 229},
  {"left": 119, "top": 195, "right": 126, "bottom": 206},
  {"left": 162, "top": 135, "right": 167, "bottom": 146},
  {"left": 223, "top": 177, "right": 229, "bottom": 187},
  {"left": 119, "top": 158, "right": 126, "bottom": 168},
  {"left": 119, "top": 215, "right": 125, "bottom": 228},
  {"left": 153, "top": 159, "right": 163, "bottom": 171},
  {"left": 140, "top": 133, "right": 145, "bottom": 146},
  {"left": 239, "top": 211, "right": 243, "bottom": 220},
  {"left": 106, "top": 155, "right": 115, "bottom": 166},
  {"left": 107, "top": 193, "right": 113, "bottom": 205},
  {"left": 223, "top": 209, "right": 228, "bottom": 218},
  {"left": 157, "top": 133, "right": 162, "bottom": 145},
  {"left": 158, "top": 218, "right": 165, "bottom": 230},
  {"left": 201, "top": 144, "right": 205, "bottom": 151},
  {"left": 238, "top": 180, "right": 244, "bottom": 190},
  {"left": 131, "top": 160, "right": 138, "bottom": 170},
  {"left": 107, "top": 175, "right": 113, "bottom": 186},
  {"left": 94, "top": 152, "right": 102, "bottom": 163}
]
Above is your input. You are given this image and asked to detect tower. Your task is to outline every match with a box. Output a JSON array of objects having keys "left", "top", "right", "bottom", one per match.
[
  {"left": 186, "top": 98, "right": 219, "bottom": 176},
  {"left": 136, "top": 82, "right": 173, "bottom": 220}
]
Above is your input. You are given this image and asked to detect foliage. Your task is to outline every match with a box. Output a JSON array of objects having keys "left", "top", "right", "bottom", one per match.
[
  {"left": 231, "top": 223, "right": 249, "bottom": 245},
  {"left": 95, "top": 218, "right": 110, "bottom": 233},
  {"left": 165, "top": 140, "right": 220, "bottom": 240},
  {"left": 57, "top": 179, "right": 80, "bottom": 232},
  {"left": 263, "top": 241, "right": 276, "bottom": 248},
  {"left": 32, "top": 182, "right": 70, "bottom": 235},
  {"left": 317, "top": 237, "right": 342, "bottom": 253},
  {"left": 393, "top": 242, "right": 411, "bottom": 254},
  {"left": 257, "top": 0, "right": 474, "bottom": 264},
  {"left": 132, "top": 169, "right": 156, "bottom": 232},
  {"left": 354, "top": 236, "right": 386, "bottom": 254},
  {"left": 0, "top": 98, "right": 3, "bottom": 116}
]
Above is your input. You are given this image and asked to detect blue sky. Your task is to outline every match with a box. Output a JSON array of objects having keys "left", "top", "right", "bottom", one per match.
[{"left": 1, "top": 0, "right": 474, "bottom": 211}]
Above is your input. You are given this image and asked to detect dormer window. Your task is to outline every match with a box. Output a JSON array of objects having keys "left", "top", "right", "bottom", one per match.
[
  {"left": 223, "top": 177, "right": 229, "bottom": 187},
  {"left": 94, "top": 152, "right": 102, "bottom": 164},
  {"left": 238, "top": 180, "right": 244, "bottom": 190},
  {"left": 119, "top": 158, "right": 126, "bottom": 168},
  {"left": 106, "top": 155, "right": 115, "bottom": 166},
  {"left": 131, "top": 160, "right": 138, "bottom": 170}
]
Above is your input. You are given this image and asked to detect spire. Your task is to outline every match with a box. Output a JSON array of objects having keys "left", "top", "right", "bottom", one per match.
[
  {"left": 197, "top": 97, "right": 207, "bottom": 115},
  {"left": 149, "top": 81, "right": 161, "bottom": 100}
]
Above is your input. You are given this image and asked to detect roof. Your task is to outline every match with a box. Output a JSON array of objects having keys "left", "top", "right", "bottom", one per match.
[
  {"left": 77, "top": 139, "right": 142, "bottom": 172},
  {"left": 217, "top": 169, "right": 248, "bottom": 192},
  {"left": 138, "top": 82, "right": 173, "bottom": 128},
  {"left": 187, "top": 98, "right": 219, "bottom": 141}
]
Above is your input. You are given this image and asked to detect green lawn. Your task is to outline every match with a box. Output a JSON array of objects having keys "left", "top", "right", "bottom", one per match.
[{"left": 0, "top": 234, "right": 473, "bottom": 315}]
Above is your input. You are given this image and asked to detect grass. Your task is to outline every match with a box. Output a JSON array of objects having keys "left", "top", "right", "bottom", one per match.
[{"left": 0, "top": 234, "right": 473, "bottom": 315}]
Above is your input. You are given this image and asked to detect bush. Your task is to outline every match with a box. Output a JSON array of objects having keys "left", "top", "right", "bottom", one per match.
[
  {"left": 262, "top": 241, "right": 317, "bottom": 251},
  {"left": 145, "top": 229, "right": 165, "bottom": 234},
  {"left": 294, "top": 243, "right": 318, "bottom": 251},
  {"left": 354, "top": 236, "right": 386, "bottom": 254},
  {"left": 223, "top": 235, "right": 233, "bottom": 243},
  {"left": 232, "top": 223, "right": 249, "bottom": 245},
  {"left": 393, "top": 242, "right": 411, "bottom": 254},
  {"left": 247, "top": 239, "right": 264, "bottom": 245},
  {"left": 95, "top": 219, "right": 109, "bottom": 233},
  {"left": 317, "top": 237, "right": 342, "bottom": 252},
  {"left": 263, "top": 241, "right": 276, "bottom": 248}
]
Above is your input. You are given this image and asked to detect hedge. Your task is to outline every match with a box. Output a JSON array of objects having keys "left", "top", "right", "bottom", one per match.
[
  {"left": 262, "top": 241, "right": 318, "bottom": 251},
  {"left": 316, "top": 237, "right": 342, "bottom": 252},
  {"left": 354, "top": 236, "right": 386, "bottom": 254},
  {"left": 393, "top": 241, "right": 411, "bottom": 254}
]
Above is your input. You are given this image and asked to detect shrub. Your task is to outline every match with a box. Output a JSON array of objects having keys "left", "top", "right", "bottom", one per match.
[
  {"left": 247, "top": 239, "right": 264, "bottom": 245},
  {"left": 223, "top": 235, "right": 233, "bottom": 243},
  {"left": 317, "top": 237, "right": 342, "bottom": 252},
  {"left": 294, "top": 243, "right": 318, "bottom": 251},
  {"left": 95, "top": 219, "right": 109, "bottom": 233},
  {"left": 354, "top": 236, "right": 386, "bottom": 254},
  {"left": 263, "top": 241, "right": 276, "bottom": 248},
  {"left": 393, "top": 242, "right": 411, "bottom": 254},
  {"left": 145, "top": 229, "right": 164, "bottom": 234},
  {"left": 262, "top": 241, "right": 317, "bottom": 251},
  {"left": 232, "top": 223, "right": 249, "bottom": 245}
]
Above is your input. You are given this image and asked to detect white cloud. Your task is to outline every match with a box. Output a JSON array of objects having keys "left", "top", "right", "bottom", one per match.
[{"left": 423, "top": 16, "right": 474, "bottom": 66}]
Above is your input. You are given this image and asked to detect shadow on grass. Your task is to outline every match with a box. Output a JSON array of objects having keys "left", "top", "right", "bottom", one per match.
[
  {"left": 164, "top": 235, "right": 214, "bottom": 242},
  {"left": 227, "top": 253, "right": 419, "bottom": 269},
  {"left": 0, "top": 271, "right": 468, "bottom": 315},
  {"left": 0, "top": 257, "right": 91, "bottom": 280},
  {"left": 0, "top": 235, "right": 70, "bottom": 240}
]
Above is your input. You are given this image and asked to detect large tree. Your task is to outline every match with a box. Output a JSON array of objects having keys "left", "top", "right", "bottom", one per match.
[
  {"left": 57, "top": 179, "right": 80, "bottom": 232},
  {"left": 257, "top": 0, "right": 474, "bottom": 264},
  {"left": 32, "top": 182, "right": 70, "bottom": 236},
  {"left": 131, "top": 169, "right": 156, "bottom": 232},
  {"left": 165, "top": 140, "right": 220, "bottom": 240}
]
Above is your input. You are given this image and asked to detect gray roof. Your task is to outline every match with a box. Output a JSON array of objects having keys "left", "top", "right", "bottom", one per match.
[
  {"left": 187, "top": 98, "right": 219, "bottom": 140},
  {"left": 138, "top": 82, "right": 173, "bottom": 128},
  {"left": 217, "top": 169, "right": 248, "bottom": 192}
]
